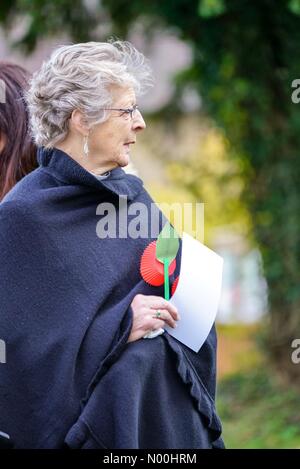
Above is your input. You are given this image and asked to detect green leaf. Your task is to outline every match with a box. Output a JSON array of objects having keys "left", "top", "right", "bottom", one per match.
[
  {"left": 288, "top": 0, "right": 300, "bottom": 15},
  {"left": 156, "top": 223, "right": 179, "bottom": 265},
  {"left": 197, "top": 0, "right": 226, "bottom": 18},
  {"left": 156, "top": 223, "right": 180, "bottom": 300}
]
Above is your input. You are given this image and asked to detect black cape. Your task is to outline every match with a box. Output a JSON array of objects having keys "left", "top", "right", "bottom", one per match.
[{"left": 0, "top": 147, "right": 224, "bottom": 448}]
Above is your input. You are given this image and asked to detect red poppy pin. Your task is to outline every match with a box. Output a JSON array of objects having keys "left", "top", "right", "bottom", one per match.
[{"left": 140, "top": 223, "right": 179, "bottom": 300}]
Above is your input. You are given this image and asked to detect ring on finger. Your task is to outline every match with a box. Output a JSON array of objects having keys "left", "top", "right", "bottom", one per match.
[{"left": 153, "top": 309, "right": 163, "bottom": 319}]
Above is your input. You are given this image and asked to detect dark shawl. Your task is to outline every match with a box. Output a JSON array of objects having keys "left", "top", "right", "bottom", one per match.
[{"left": 0, "top": 147, "right": 224, "bottom": 449}]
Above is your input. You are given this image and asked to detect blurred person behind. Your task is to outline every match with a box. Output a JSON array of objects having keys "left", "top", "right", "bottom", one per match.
[{"left": 0, "top": 62, "right": 37, "bottom": 201}]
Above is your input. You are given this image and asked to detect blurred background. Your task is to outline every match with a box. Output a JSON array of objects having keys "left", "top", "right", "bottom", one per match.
[{"left": 1, "top": 0, "right": 300, "bottom": 448}]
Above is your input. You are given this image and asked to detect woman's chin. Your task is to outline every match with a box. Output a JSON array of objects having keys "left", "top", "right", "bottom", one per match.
[{"left": 118, "top": 152, "right": 130, "bottom": 167}]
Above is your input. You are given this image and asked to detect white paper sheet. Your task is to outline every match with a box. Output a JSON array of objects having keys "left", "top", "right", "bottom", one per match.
[{"left": 165, "top": 232, "right": 223, "bottom": 352}]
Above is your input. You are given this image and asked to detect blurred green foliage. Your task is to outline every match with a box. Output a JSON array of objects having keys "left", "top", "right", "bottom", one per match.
[
  {"left": 217, "top": 324, "right": 300, "bottom": 448},
  {"left": 215, "top": 324, "right": 300, "bottom": 447},
  {"left": 218, "top": 367, "right": 300, "bottom": 448},
  {"left": 1, "top": 0, "right": 300, "bottom": 380},
  {"left": 137, "top": 116, "right": 252, "bottom": 244}
]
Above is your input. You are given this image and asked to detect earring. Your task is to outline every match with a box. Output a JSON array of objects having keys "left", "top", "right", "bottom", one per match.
[{"left": 83, "top": 135, "right": 89, "bottom": 157}]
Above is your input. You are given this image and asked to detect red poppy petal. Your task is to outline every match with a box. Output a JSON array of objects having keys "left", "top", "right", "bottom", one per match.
[
  {"left": 140, "top": 240, "right": 176, "bottom": 287},
  {"left": 171, "top": 276, "right": 180, "bottom": 296}
]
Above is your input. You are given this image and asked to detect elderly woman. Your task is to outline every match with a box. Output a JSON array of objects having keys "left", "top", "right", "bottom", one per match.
[
  {"left": 0, "top": 41, "right": 224, "bottom": 449},
  {"left": 0, "top": 62, "right": 37, "bottom": 200}
]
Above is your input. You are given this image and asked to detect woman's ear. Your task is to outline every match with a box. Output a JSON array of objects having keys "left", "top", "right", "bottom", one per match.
[{"left": 69, "top": 109, "right": 90, "bottom": 136}]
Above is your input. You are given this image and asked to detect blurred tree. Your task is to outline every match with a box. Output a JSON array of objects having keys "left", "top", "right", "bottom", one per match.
[
  {"left": 136, "top": 115, "right": 251, "bottom": 243},
  {"left": 1, "top": 0, "right": 300, "bottom": 381}
]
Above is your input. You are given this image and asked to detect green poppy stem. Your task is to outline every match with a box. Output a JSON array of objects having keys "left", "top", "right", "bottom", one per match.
[{"left": 164, "top": 259, "right": 170, "bottom": 300}]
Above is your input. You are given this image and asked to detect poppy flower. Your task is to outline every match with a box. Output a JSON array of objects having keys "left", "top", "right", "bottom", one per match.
[{"left": 140, "top": 240, "right": 176, "bottom": 287}]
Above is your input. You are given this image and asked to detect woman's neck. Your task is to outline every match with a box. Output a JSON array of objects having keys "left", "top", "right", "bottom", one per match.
[{"left": 55, "top": 141, "right": 117, "bottom": 176}]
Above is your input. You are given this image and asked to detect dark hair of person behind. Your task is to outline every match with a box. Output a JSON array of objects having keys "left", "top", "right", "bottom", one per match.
[{"left": 0, "top": 62, "right": 37, "bottom": 201}]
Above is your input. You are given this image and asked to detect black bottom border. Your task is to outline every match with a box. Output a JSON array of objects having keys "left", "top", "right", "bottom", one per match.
[{"left": 0, "top": 448, "right": 297, "bottom": 466}]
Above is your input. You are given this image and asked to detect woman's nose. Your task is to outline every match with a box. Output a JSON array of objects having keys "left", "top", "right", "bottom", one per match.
[{"left": 132, "top": 111, "right": 146, "bottom": 132}]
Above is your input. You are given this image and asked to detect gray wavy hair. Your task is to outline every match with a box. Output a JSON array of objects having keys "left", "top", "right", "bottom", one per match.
[{"left": 26, "top": 40, "right": 154, "bottom": 147}]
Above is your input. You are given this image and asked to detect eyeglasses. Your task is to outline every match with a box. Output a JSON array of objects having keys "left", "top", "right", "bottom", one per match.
[{"left": 101, "top": 104, "right": 140, "bottom": 120}]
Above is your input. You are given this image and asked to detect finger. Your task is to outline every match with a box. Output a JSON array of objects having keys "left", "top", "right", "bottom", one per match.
[
  {"left": 145, "top": 295, "right": 180, "bottom": 320},
  {"left": 151, "top": 301, "right": 180, "bottom": 321},
  {"left": 151, "top": 309, "right": 177, "bottom": 329}
]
